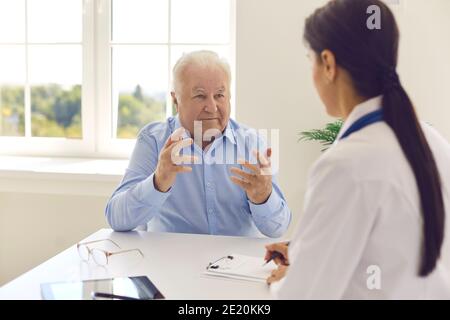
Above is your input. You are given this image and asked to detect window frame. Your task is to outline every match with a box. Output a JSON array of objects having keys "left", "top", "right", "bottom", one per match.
[
  {"left": 0, "top": 0, "right": 236, "bottom": 159},
  {"left": 0, "top": 0, "right": 95, "bottom": 157}
]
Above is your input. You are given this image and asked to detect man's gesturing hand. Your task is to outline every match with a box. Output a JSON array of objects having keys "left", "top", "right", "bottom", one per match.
[
  {"left": 230, "top": 148, "right": 273, "bottom": 204},
  {"left": 154, "top": 128, "right": 198, "bottom": 193}
]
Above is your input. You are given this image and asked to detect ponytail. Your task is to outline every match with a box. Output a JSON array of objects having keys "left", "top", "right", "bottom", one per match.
[{"left": 382, "top": 77, "right": 445, "bottom": 276}]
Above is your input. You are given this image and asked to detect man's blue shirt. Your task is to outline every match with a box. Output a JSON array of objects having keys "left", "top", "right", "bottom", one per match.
[{"left": 105, "top": 116, "right": 291, "bottom": 237}]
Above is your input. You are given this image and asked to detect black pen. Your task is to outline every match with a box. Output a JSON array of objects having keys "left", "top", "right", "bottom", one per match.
[
  {"left": 91, "top": 292, "right": 140, "bottom": 300},
  {"left": 263, "top": 241, "right": 290, "bottom": 266}
]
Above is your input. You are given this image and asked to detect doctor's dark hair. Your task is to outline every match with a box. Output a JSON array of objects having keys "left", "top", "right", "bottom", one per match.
[{"left": 304, "top": 0, "right": 445, "bottom": 276}]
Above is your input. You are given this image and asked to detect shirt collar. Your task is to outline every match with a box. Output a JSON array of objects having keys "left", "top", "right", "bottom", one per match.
[
  {"left": 335, "top": 95, "right": 383, "bottom": 141},
  {"left": 173, "top": 115, "right": 191, "bottom": 140},
  {"left": 172, "top": 115, "right": 236, "bottom": 145},
  {"left": 223, "top": 120, "right": 237, "bottom": 145}
]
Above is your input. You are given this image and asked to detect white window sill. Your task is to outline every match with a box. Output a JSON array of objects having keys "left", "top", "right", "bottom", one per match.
[
  {"left": 0, "top": 156, "right": 128, "bottom": 196},
  {"left": 0, "top": 156, "right": 128, "bottom": 181}
]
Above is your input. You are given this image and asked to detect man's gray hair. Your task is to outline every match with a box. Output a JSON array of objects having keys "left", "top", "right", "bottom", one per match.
[{"left": 172, "top": 50, "right": 231, "bottom": 93}]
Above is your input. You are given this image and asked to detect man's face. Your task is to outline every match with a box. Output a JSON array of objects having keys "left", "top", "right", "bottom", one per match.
[{"left": 171, "top": 65, "right": 231, "bottom": 142}]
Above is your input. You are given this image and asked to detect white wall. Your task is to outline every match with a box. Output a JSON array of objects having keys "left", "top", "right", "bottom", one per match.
[
  {"left": 1, "top": 0, "right": 449, "bottom": 286},
  {"left": 395, "top": 0, "right": 450, "bottom": 137},
  {"left": 0, "top": 192, "right": 109, "bottom": 285}
]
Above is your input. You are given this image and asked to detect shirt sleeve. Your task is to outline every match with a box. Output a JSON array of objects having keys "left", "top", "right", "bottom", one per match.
[
  {"left": 249, "top": 178, "right": 292, "bottom": 238},
  {"left": 271, "top": 156, "right": 380, "bottom": 299},
  {"left": 246, "top": 133, "right": 291, "bottom": 238},
  {"left": 105, "top": 128, "right": 171, "bottom": 231}
]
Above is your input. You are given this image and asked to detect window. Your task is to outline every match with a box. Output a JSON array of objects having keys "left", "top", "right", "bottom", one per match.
[
  {"left": 0, "top": 0, "right": 83, "bottom": 141},
  {"left": 0, "top": 0, "right": 235, "bottom": 157},
  {"left": 0, "top": 1, "right": 83, "bottom": 138}
]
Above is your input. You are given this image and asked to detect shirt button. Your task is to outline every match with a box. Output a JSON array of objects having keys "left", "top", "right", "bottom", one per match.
[
  {"left": 208, "top": 208, "right": 213, "bottom": 214},
  {"left": 206, "top": 182, "right": 212, "bottom": 188}
]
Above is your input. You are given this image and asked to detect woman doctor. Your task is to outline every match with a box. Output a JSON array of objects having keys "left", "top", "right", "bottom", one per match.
[{"left": 265, "top": 0, "right": 450, "bottom": 299}]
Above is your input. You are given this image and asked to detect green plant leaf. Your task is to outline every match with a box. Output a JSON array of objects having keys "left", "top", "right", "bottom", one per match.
[{"left": 298, "top": 119, "right": 343, "bottom": 151}]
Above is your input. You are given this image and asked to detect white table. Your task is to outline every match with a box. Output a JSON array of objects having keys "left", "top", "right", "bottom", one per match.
[{"left": 0, "top": 229, "right": 279, "bottom": 300}]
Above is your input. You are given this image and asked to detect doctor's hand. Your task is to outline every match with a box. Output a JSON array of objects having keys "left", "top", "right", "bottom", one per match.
[
  {"left": 230, "top": 148, "right": 273, "bottom": 204},
  {"left": 264, "top": 241, "right": 290, "bottom": 266},
  {"left": 154, "top": 128, "right": 198, "bottom": 193},
  {"left": 267, "top": 265, "right": 288, "bottom": 285}
]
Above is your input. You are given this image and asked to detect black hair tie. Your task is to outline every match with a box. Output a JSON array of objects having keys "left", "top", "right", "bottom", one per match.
[{"left": 383, "top": 66, "right": 400, "bottom": 91}]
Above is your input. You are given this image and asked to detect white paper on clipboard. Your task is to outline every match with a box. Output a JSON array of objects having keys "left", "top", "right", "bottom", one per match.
[{"left": 203, "top": 254, "right": 277, "bottom": 283}]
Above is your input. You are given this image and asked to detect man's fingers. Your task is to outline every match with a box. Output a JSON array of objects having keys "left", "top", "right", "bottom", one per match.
[
  {"left": 257, "top": 149, "right": 273, "bottom": 176},
  {"left": 170, "top": 138, "right": 194, "bottom": 163},
  {"left": 174, "top": 166, "right": 193, "bottom": 173},
  {"left": 165, "top": 127, "right": 186, "bottom": 147},
  {"left": 170, "top": 137, "right": 194, "bottom": 151},
  {"left": 173, "top": 155, "right": 198, "bottom": 165},
  {"left": 230, "top": 176, "right": 251, "bottom": 190},
  {"left": 230, "top": 167, "right": 255, "bottom": 181},
  {"left": 242, "top": 152, "right": 272, "bottom": 176},
  {"left": 237, "top": 159, "right": 261, "bottom": 174},
  {"left": 252, "top": 149, "right": 271, "bottom": 167}
]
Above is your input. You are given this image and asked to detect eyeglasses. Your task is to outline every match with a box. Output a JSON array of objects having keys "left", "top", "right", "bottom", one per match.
[
  {"left": 77, "top": 239, "right": 144, "bottom": 266},
  {"left": 206, "top": 255, "right": 234, "bottom": 270}
]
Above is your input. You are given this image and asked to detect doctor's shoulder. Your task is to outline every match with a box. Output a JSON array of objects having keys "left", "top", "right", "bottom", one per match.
[{"left": 307, "top": 125, "right": 401, "bottom": 184}]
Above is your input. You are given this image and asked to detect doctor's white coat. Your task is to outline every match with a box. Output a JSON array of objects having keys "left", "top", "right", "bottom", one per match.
[{"left": 271, "top": 96, "right": 450, "bottom": 299}]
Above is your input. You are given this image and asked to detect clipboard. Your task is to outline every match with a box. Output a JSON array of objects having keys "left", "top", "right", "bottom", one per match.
[{"left": 203, "top": 254, "right": 277, "bottom": 283}]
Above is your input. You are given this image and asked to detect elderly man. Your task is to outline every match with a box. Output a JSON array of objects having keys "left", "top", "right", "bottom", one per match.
[{"left": 105, "top": 50, "right": 291, "bottom": 237}]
